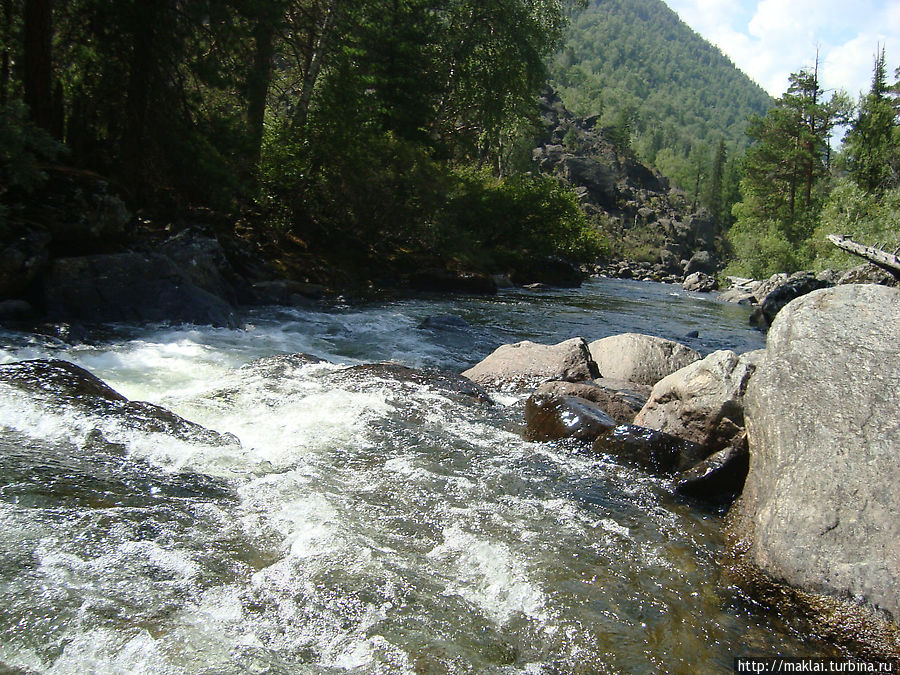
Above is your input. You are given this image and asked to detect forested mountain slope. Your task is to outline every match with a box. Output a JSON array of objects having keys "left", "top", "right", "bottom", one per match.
[{"left": 552, "top": 0, "right": 773, "bottom": 190}]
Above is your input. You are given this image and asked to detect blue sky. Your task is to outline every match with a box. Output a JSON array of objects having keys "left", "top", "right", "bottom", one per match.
[{"left": 663, "top": 0, "right": 900, "bottom": 99}]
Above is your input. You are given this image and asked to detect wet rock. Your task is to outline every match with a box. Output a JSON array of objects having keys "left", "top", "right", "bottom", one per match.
[
  {"left": 524, "top": 392, "right": 616, "bottom": 442},
  {"left": 592, "top": 424, "right": 706, "bottom": 473},
  {"left": 682, "top": 271, "right": 718, "bottom": 292},
  {"left": 633, "top": 349, "right": 762, "bottom": 457},
  {"left": 462, "top": 337, "right": 599, "bottom": 389},
  {"left": 0, "top": 359, "right": 238, "bottom": 447},
  {"left": 727, "top": 284, "right": 900, "bottom": 658},
  {"left": 344, "top": 363, "right": 493, "bottom": 405},
  {"left": 43, "top": 252, "right": 237, "bottom": 327},
  {"left": 588, "top": 333, "right": 700, "bottom": 387},
  {"left": 535, "top": 378, "right": 651, "bottom": 425},
  {"left": 674, "top": 443, "right": 749, "bottom": 503}
]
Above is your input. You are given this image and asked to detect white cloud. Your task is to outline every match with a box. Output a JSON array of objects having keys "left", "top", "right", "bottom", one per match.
[{"left": 664, "top": 0, "right": 900, "bottom": 98}]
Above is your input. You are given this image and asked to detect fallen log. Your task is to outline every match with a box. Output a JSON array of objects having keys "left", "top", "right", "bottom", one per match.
[{"left": 827, "top": 234, "right": 900, "bottom": 280}]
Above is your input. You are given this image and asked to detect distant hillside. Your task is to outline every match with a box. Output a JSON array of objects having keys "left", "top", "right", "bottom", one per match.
[{"left": 551, "top": 0, "right": 773, "bottom": 194}]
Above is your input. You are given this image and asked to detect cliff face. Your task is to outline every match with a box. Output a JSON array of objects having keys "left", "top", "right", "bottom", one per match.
[{"left": 532, "top": 90, "right": 721, "bottom": 279}]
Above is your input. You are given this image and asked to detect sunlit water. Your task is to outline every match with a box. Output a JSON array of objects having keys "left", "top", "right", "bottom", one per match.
[{"left": 0, "top": 280, "right": 836, "bottom": 673}]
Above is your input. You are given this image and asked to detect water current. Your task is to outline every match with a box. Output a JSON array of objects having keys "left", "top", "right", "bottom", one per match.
[{"left": 0, "top": 279, "right": 839, "bottom": 673}]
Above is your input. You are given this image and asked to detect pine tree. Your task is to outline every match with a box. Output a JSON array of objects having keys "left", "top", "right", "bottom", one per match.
[{"left": 843, "top": 48, "right": 899, "bottom": 193}]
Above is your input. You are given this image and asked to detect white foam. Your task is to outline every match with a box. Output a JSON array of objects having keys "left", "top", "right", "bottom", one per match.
[{"left": 427, "top": 526, "right": 546, "bottom": 625}]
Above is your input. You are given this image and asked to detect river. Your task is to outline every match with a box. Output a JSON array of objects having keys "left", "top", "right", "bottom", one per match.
[{"left": 0, "top": 279, "right": 838, "bottom": 673}]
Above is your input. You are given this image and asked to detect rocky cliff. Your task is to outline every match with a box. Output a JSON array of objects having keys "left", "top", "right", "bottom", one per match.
[{"left": 532, "top": 90, "right": 721, "bottom": 281}]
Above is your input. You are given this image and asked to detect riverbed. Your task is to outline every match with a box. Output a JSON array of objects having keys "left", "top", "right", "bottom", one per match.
[{"left": 0, "top": 279, "right": 838, "bottom": 673}]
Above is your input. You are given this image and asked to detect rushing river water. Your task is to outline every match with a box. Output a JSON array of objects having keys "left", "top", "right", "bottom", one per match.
[{"left": 0, "top": 279, "right": 838, "bottom": 674}]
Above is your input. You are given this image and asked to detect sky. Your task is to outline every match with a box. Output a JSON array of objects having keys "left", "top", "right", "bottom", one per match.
[{"left": 663, "top": 0, "right": 900, "bottom": 99}]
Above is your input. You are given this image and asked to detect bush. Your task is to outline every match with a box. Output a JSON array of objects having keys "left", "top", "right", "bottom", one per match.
[
  {"left": 436, "top": 168, "right": 607, "bottom": 270},
  {"left": 723, "top": 217, "right": 802, "bottom": 278}
]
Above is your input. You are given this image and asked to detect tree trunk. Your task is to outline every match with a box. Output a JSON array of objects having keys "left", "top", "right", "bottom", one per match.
[
  {"left": 247, "top": 16, "right": 275, "bottom": 169},
  {"left": 827, "top": 235, "right": 900, "bottom": 279},
  {"left": 294, "top": 1, "right": 339, "bottom": 129},
  {"left": 1, "top": 0, "right": 12, "bottom": 106},
  {"left": 23, "top": 0, "right": 53, "bottom": 132}
]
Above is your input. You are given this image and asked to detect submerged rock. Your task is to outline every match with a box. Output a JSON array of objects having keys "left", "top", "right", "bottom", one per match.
[
  {"left": 462, "top": 337, "right": 599, "bottom": 389},
  {"left": 417, "top": 314, "right": 471, "bottom": 330},
  {"left": 342, "top": 363, "right": 493, "bottom": 405},
  {"left": 524, "top": 392, "right": 616, "bottom": 442},
  {"left": 727, "top": 284, "right": 900, "bottom": 658},
  {"left": 588, "top": 333, "right": 700, "bottom": 387},
  {"left": 592, "top": 424, "right": 706, "bottom": 474}
]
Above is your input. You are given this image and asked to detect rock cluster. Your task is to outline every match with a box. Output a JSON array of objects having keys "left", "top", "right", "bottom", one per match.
[
  {"left": 462, "top": 332, "right": 751, "bottom": 502},
  {"left": 462, "top": 284, "right": 900, "bottom": 658}
]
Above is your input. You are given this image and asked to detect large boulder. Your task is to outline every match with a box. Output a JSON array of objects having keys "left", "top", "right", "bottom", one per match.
[
  {"left": 727, "top": 285, "right": 900, "bottom": 658},
  {"left": 43, "top": 252, "right": 237, "bottom": 327},
  {"left": 462, "top": 338, "right": 599, "bottom": 389},
  {"left": 633, "top": 349, "right": 762, "bottom": 457},
  {"left": 588, "top": 333, "right": 700, "bottom": 387}
]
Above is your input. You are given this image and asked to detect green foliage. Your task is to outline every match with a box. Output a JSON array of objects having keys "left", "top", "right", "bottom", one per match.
[
  {"left": 0, "top": 101, "right": 64, "bottom": 227},
  {"left": 842, "top": 49, "right": 900, "bottom": 193},
  {"left": 552, "top": 0, "right": 772, "bottom": 200},
  {"left": 808, "top": 179, "right": 900, "bottom": 270},
  {"left": 723, "top": 216, "right": 802, "bottom": 278},
  {"left": 437, "top": 169, "right": 607, "bottom": 268},
  {"left": 725, "top": 65, "right": 851, "bottom": 275}
]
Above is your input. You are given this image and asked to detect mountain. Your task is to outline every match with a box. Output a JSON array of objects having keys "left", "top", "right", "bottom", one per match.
[{"left": 551, "top": 0, "right": 773, "bottom": 194}]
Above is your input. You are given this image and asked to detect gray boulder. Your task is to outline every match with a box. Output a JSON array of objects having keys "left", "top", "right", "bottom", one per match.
[
  {"left": 683, "top": 250, "right": 716, "bottom": 276},
  {"left": 728, "top": 285, "right": 900, "bottom": 658},
  {"left": 682, "top": 271, "right": 718, "bottom": 292},
  {"left": 462, "top": 338, "right": 599, "bottom": 389},
  {"left": 588, "top": 333, "right": 700, "bottom": 387},
  {"left": 633, "top": 349, "right": 762, "bottom": 457}
]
